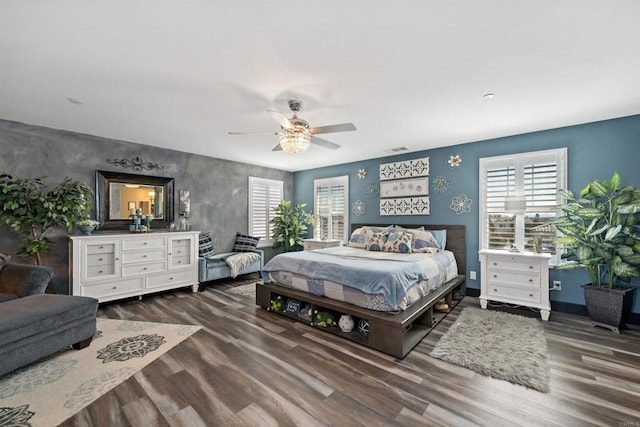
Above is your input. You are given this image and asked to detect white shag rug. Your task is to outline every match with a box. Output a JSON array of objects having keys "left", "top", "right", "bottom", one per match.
[{"left": 430, "top": 307, "right": 550, "bottom": 392}]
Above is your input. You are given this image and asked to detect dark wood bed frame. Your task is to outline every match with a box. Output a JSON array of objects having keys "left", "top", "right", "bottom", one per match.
[{"left": 256, "top": 224, "right": 466, "bottom": 358}]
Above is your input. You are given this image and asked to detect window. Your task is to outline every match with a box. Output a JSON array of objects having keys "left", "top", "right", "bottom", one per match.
[
  {"left": 314, "top": 175, "right": 349, "bottom": 242},
  {"left": 479, "top": 148, "right": 567, "bottom": 264},
  {"left": 248, "top": 177, "right": 283, "bottom": 247}
]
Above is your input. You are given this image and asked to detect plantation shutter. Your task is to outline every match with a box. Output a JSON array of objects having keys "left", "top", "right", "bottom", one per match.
[
  {"left": 249, "top": 177, "right": 283, "bottom": 246},
  {"left": 314, "top": 176, "right": 349, "bottom": 242},
  {"left": 479, "top": 148, "right": 566, "bottom": 264}
]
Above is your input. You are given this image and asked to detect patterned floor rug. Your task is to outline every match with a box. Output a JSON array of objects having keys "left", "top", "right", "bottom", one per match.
[
  {"left": 429, "top": 307, "right": 550, "bottom": 392},
  {"left": 227, "top": 282, "right": 258, "bottom": 299},
  {"left": 0, "top": 318, "right": 201, "bottom": 426}
]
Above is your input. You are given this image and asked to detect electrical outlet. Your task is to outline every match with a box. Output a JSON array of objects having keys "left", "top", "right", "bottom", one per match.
[
  {"left": 552, "top": 280, "right": 562, "bottom": 291},
  {"left": 470, "top": 271, "right": 477, "bottom": 280}
]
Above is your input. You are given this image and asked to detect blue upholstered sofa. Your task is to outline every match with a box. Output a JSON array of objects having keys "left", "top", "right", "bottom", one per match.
[{"left": 198, "top": 249, "right": 264, "bottom": 283}]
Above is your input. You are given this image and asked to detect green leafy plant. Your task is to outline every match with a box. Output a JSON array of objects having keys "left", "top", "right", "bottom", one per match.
[
  {"left": 0, "top": 173, "right": 94, "bottom": 265},
  {"left": 271, "top": 199, "right": 313, "bottom": 252},
  {"left": 554, "top": 172, "right": 640, "bottom": 288}
]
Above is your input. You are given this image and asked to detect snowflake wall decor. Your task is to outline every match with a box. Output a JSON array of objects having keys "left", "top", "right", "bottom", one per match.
[
  {"left": 448, "top": 154, "right": 463, "bottom": 168},
  {"left": 450, "top": 194, "right": 472, "bottom": 215},
  {"left": 431, "top": 176, "right": 450, "bottom": 193},
  {"left": 367, "top": 183, "right": 379, "bottom": 198},
  {"left": 352, "top": 200, "right": 365, "bottom": 216},
  {"left": 357, "top": 168, "right": 367, "bottom": 179}
]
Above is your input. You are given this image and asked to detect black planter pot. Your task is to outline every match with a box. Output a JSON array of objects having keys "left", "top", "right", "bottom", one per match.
[{"left": 582, "top": 284, "right": 636, "bottom": 333}]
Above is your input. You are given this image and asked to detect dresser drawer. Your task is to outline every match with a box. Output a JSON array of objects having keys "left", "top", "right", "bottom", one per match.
[
  {"left": 122, "top": 237, "right": 164, "bottom": 251},
  {"left": 121, "top": 248, "right": 165, "bottom": 264},
  {"left": 488, "top": 284, "right": 541, "bottom": 303},
  {"left": 487, "top": 256, "right": 541, "bottom": 273},
  {"left": 147, "top": 269, "right": 194, "bottom": 289},
  {"left": 122, "top": 261, "right": 165, "bottom": 277},
  {"left": 486, "top": 270, "right": 540, "bottom": 288},
  {"left": 87, "top": 253, "right": 115, "bottom": 267},
  {"left": 171, "top": 255, "right": 191, "bottom": 267},
  {"left": 80, "top": 277, "right": 144, "bottom": 299},
  {"left": 171, "top": 238, "right": 191, "bottom": 249},
  {"left": 86, "top": 264, "right": 117, "bottom": 279},
  {"left": 86, "top": 243, "right": 116, "bottom": 255}
]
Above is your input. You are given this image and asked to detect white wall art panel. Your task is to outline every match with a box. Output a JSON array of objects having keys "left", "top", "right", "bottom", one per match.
[
  {"left": 379, "top": 157, "right": 429, "bottom": 181},
  {"left": 379, "top": 197, "right": 430, "bottom": 216},
  {"left": 380, "top": 177, "right": 429, "bottom": 198}
]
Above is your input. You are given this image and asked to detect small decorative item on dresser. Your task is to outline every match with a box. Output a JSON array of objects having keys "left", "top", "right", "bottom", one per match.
[
  {"left": 338, "top": 314, "right": 355, "bottom": 332},
  {"left": 77, "top": 219, "right": 100, "bottom": 235}
]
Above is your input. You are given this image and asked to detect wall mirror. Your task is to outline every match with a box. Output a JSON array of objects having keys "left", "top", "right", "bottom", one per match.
[{"left": 96, "top": 170, "right": 174, "bottom": 230}]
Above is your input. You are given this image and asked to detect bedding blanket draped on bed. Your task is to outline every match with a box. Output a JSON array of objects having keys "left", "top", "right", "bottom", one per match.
[{"left": 261, "top": 246, "right": 456, "bottom": 310}]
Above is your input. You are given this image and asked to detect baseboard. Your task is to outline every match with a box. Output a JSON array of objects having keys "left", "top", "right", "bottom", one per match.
[{"left": 463, "top": 289, "right": 640, "bottom": 325}]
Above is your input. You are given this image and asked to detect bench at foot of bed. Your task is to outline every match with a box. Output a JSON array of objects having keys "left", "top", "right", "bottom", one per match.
[{"left": 255, "top": 275, "right": 466, "bottom": 359}]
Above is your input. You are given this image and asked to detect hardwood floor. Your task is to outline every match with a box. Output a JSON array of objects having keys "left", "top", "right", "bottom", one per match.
[{"left": 61, "top": 276, "right": 640, "bottom": 427}]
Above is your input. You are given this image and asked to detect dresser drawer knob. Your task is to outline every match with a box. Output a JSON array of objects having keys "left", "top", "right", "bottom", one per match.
[
  {"left": 529, "top": 265, "right": 533, "bottom": 269},
  {"left": 529, "top": 293, "right": 534, "bottom": 297},
  {"left": 493, "top": 274, "right": 498, "bottom": 278},
  {"left": 143, "top": 255, "right": 147, "bottom": 258},
  {"left": 144, "top": 242, "right": 148, "bottom": 245},
  {"left": 112, "top": 286, "right": 117, "bottom": 290},
  {"left": 170, "top": 277, "right": 174, "bottom": 280},
  {"left": 99, "top": 246, "right": 104, "bottom": 249},
  {"left": 493, "top": 262, "right": 498, "bottom": 266},
  {"left": 529, "top": 279, "right": 533, "bottom": 282},
  {"left": 177, "top": 261, "right": 182, "bottom": 264},
  {"left": 143, "top": 267, "right": 147, "bottom": 271},
  {"left": 98, "top": 258, "right": 103, "bottom": 261},
  {"left": 493, "top": 288, "right": 498, "bottom": 292}
]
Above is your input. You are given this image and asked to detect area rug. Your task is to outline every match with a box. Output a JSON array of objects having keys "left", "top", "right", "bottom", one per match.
[
  {"left": 429, "top": 307, "right": 550, "bottom": 392},
  {"left": 227, "top": 282, "right": 258, "bottom": 299},
  {"left": 0, "top": 318, "right": 201, "bottom": 426}
]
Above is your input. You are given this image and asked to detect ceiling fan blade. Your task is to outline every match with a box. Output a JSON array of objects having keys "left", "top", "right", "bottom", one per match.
[
  {"left": 272, "top": 143, "right": 283, "bottom": 152},
  {"left": 228, "top": 131, "right": 280, "bottom": 135},
  {"left": 311, "top": 136, "right": 341, "bottom": 150},
  {"left": 309, "top": 123, "right": 356, "bottom": 135},
  {"left": 267, "top": 110, "right": 293, "bottom": 129}
]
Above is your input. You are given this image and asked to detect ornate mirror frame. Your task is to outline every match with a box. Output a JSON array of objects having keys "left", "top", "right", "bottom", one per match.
[{"left": 96, "top": 170, "right": 175, "bottom": 230}]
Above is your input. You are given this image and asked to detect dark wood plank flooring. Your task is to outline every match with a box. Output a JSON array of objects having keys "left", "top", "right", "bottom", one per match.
[{"left": 60, "top": 276, "right": 640, "bottom": 426}]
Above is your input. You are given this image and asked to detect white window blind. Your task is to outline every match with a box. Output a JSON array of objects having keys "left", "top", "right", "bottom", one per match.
[
  {"left": 248, "top": 177, "right": 283, "bottom": 247},
  {"left": 479, "top": 148, "right": 567, "bottom": 264},
  {"left": 314, "top": 175, "right": 349, "bottom": 242}
]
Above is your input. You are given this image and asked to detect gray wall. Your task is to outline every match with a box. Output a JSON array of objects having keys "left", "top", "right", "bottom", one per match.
[{"left": 0, "top": 119, "right": 293, "bottom": 294}]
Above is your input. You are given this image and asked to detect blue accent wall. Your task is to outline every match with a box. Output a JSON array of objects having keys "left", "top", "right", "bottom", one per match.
[{"left": 293, "top": 114, "right": 640, "bottom": 315}]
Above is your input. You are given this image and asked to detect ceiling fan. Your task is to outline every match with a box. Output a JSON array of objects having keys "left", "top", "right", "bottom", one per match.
[{"left": 228, "top": 99, "right": 356, "bottom": 153}]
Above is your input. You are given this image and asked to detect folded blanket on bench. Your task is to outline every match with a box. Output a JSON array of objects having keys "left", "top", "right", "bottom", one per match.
[{"left": 226, "top": 252, "right": 261, "bottom": 278}]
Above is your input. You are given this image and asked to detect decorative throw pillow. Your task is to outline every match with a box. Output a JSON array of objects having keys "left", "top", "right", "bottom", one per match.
[
  {"left": 347, "top": 227, "right": 367, "bottom": 249},
  {"left": 409, "top": 229, "right": 441, "bottom": 252},
  {"left": 232, "top": 232, "right": 261, "bottom": 252},
  {"left": 382, "top": 231, "right": 413, "bottom": 253},
  {"left": 430, "top": 229, "right": 447, "bottom": 250},
  {"left": 198, "top": 232, "right": 215, "bottom": 258},
  {"left": 364, "top": 230, "right": 388, "bottom": 252}
]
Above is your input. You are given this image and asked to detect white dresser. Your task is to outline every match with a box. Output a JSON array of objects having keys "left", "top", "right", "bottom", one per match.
[
  {"left": 69, "top": 231, "right": 199, "bottom": 303},
  {"left": 303, "top": 239, "right": 341, "bottom": 250},
  {"left": 478, "top": 249, "right": 551, "bottom": 320}
]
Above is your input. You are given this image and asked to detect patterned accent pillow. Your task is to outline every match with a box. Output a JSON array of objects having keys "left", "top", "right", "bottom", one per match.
[
  {"left": 347, "top": 227, "right": 367, "bottom": 249},
  {"left": 198, "top": 232, "right": 215, "bottom": 258},
  {"left": 382, "top": 231, "right": 413, "bottom": 253},
  {"left": 364, "top": 230, "right": 388, "bottom": 252},
  {"left": 409, "top": 229, "right": 441, "bottom": 252},
  {"left": 232, "top": 232, "right": 261, "bottom": 252}
]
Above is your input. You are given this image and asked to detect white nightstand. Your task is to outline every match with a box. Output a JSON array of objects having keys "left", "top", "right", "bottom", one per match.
[
  {"left": 303, "top": 239, "right": 341, "bottom": 250},
  {"left": 479, "top": 249, "right": 551, "bottom": 321}
]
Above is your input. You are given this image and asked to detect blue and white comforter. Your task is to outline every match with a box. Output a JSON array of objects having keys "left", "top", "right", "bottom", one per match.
[{"left": 261, "top": 246, "right": 457, "bottom": 310}]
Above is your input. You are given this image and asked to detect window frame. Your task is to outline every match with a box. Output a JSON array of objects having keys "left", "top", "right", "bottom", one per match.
[
  {"left": 313, "top": 175, "right": 349, "bottom": 243},
  {"left": 248, "top": 176, "right": 283, "bottom": 248},
  {"left": 479, "top": 148, "right": 567, "bottom": 264}
]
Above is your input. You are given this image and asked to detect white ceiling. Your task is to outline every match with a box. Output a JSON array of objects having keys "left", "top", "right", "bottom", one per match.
[{"left": 1, "top": 1, "right": 639, "bottom": 172}]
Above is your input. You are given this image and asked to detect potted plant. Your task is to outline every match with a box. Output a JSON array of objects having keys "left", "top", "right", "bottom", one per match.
[
  {"left": 554, "top": 172, "right": 640, "bottom": 332},
  {"left": 271, "top": 200, "right": 313, "bottom": 252},
  {"left": 0, "top": 173, "right": 94, "bottom": 265}
]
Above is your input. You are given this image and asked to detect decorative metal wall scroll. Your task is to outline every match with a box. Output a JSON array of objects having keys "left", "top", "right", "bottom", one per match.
[
  {"left": 380, "top": 197, "right": 430, "bottom": 216},
  {"left": 379, "top": 157, "right": 430, "bottom": 216},
  {"left": 379, "top": 157, "right": 429, "bottom": 181},
  {"left": 107, "top": 156, "right": 165, "bottom": 171},
  {"left": 380, "top": 177, "right": 429, "bottom": 198},
  {"left": 352, "top": 200, "right": 365, "bottom": 216}
]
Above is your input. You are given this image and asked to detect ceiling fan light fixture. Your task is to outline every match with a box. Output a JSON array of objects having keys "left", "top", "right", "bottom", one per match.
[{"left": 279, "top": 131, "right": 311, "bottom": 154}]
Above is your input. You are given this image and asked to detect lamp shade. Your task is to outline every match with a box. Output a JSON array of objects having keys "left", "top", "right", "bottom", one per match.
[{"left": 504, "top": 196, "right": 527, "bottom": 214}]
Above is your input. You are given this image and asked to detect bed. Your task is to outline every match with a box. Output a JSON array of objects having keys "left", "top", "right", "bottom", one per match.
[{"left": 256, "top": 224, "right": 466, "bottom": 358}]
